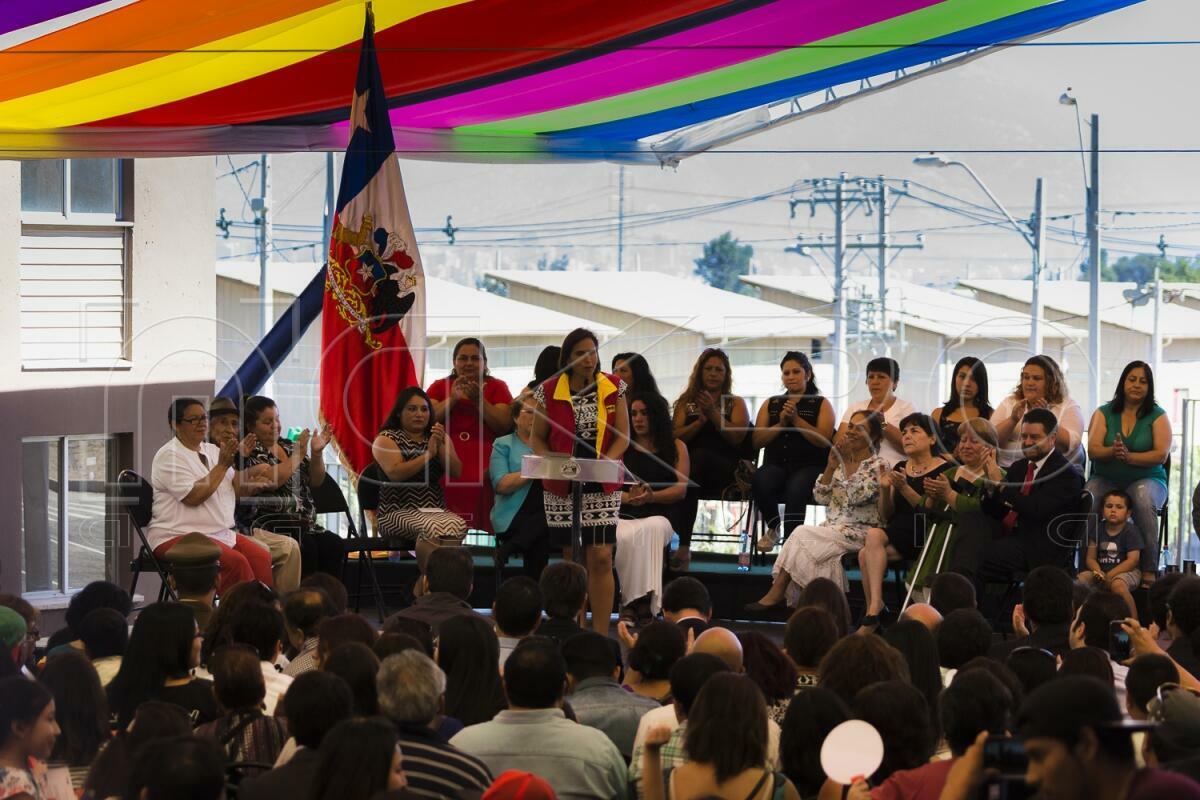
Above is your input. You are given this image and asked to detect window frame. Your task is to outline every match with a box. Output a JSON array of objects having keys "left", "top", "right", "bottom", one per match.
[
  {"left": 21, "top": 433, "right": 119, "bottom": 598},
  {"left": 20, "top": 158, "right": 127, "bottom": 225}
]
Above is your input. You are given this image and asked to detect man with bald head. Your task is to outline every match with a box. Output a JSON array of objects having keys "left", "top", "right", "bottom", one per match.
[
  {"left": 900, "top": 602, "right": 944, "bottom": 633},
  {"left": 691, "top": 626, "right": 744, "bottom": 672}
]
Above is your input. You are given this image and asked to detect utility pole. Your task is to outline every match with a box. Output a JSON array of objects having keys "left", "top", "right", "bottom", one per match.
[
  {"left": 1154, "top": 234, "right": 1166, "bottom": 379},
  {"left": 255, "top": 154, "right": 273, "bottom": 394},
  {"left": 833, "top": 176, "right": 847, "bottom": 405},
  {"left": 785, "top": 175, "right": 922, "bottom": 406},
  {"left": 1030, "top": 178, "right": 1046, "bottom": 354},
  {"left": 617, "top": 165, "right": 626, "bottom": 272},
  {"left": 877, "top": 177, "right": 888, "bottom": 332},
  {"left": 1087, "top": 115, "right": 1102, "bottom": 414},
  {"left": 322, "top": 152, "right": 335, "bottom": 257}
]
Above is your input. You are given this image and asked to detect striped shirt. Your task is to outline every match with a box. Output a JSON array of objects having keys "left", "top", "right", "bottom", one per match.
[{"left": 394, "top": 721, "right": 493, "bottom": 799}]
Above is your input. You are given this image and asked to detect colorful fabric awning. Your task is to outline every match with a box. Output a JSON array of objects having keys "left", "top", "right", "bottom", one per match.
[{"left": 0, "top": 0, "right": 1140, "bottom": 162}]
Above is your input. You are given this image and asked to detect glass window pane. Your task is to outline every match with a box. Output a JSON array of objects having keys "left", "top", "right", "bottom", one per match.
[
  {"left": 21, "top": 440, "right": 61, "bottom": 592},
  {"left": 20, "top": 160, "right": 64, "bottom": 213},
  {"left": 67, "top": 438, "right": 113, "bottom": 590},
  {"left": 70, "top": 159, "right": 117, "bottom": 214}
]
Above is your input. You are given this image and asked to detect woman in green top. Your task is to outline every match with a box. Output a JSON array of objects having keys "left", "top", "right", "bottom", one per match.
[
  {"left": 917, "top": 418, "right": 1006, "bottom": 589},
  {"left": 1085, "top": 360, "right": 1171, "bottom": 584}
]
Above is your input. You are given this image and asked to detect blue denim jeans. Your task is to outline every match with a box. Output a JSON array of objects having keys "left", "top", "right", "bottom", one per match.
[{"left": 1084, "top": 475, "right": 1168, "bottom": 573}]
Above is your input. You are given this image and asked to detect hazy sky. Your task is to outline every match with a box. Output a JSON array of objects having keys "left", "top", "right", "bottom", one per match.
[{"left": 216, "top": 0, "right": 1200, "bottom": 287}]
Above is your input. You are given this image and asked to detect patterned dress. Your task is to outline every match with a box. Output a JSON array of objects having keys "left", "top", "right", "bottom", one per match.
[
  {"left": 0, "top": 762, "right": 49, "bottom": 800},
  {"left": 772, "top": 454, "right": 887, "bottom": 606},
  {"left": 376, "top": 429, "right": 469, "bottom": 545},
  {"left": 534, "top": 381, "right": 625, "bottom": 547},
  {"left": 236, "top": 438, "right": 345, "bottom": 575}
]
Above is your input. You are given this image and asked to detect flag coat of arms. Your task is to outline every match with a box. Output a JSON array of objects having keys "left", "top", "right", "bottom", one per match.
[{"left": 321, "top": 9, "right": 424, "bottom": 474}]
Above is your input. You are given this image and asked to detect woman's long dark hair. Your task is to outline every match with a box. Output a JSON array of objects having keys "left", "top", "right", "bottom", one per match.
[
  {"left": 798, "top": 578, "right": 853, "bottom": 639},
  {"left": 883, "top": 620, "right": 944, "bottom": 743},
  {"left": 852, "top": 680, "right": 936, "bottom": 783},
  {"left": 558, "top": 328, "right": 600, "bottom": 376},
  {"left": 242, "top": 395, "right": 277, "bottom": 435},
  {"left": 310, "top": 718, "right": 398, "bottom": 800},
  {"left": 380, "top": 386, "right": 434, "bottom": 436},
  {"left": 737, "top": 630, "right": 798, "bottom": 704},
  {"left": 438, "top": 615, "right": 507, "bottom": 726},
  {"left": 529, "top": 346, "right": 562, "bottom": 389},
  {"left": 449, "top": 337, "right": 491, "bottom": 380},
  {"left": 685, "top": 674, "right": 769, "bottom": 784},
  {"left": 780, "top": 688, "right": 851, "bottom": 797},
  {"left": 83, "top": 701, "right": 192, "bottom": 800},
  {"left": 676, "top": 348, "right": 734, "bottom": 413},
  {"left": 39, "top": 652, "right": 109, "bottom": 767},
  {"left": 628, "top": 391, "right": 677, "bottom": 466},
  {"left": 201, "top": 580, "right": 279, "bottom": 666},
  {"left": 942, "top": 356, "right": 992, "bottom": 418},
  {"left": 780, "top": 351, "right": 821, "bottom": 397},
  {"left": 612, "top": 352, "right": 662, "bottom": 398},
  {"left": 1111, "top": 359, "right": 1157, "bottom": 416},
  {"left": 106, "top": 602, "right": 198, "bottom": 729},
  {"left": 0, "top": 676, "right": 53, "bottom": 749}
]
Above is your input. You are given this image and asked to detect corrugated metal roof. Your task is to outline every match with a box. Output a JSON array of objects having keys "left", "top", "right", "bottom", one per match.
[
  {"left": 485, "top": 270, "right": 834, "bottom": 340},
  {"left": 215, "top": 261, "right": 615, "bottom": 337},
  {"left": 743, "top": 274, "right": 1086, "bottom": 341},
  {"left": 959, "top": 279, "right": 1200, "bottom": 339}
]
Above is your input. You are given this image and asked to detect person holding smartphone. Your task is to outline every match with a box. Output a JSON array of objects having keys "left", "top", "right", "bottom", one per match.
[{"left": 1079, "top": 489, "right": 1144, "bottom": 618}]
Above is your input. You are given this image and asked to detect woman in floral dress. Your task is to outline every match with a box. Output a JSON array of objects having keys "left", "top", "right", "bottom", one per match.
[{"left": 745, "top": 410, "right": 886, "bottom": 611}]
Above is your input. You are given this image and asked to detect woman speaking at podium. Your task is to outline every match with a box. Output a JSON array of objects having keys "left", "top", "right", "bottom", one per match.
[{"left": 531, "top": 327, "right": 629, "bottom": 634}]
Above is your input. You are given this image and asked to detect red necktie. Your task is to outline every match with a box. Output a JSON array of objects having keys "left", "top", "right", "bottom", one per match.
[{"left": 1002, "top": 462, "right": 1037, "bottom": 534}]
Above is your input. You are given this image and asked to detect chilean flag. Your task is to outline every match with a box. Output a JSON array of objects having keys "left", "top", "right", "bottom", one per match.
[{"left": 321, "top": 8, "right": 425, "bottom": 474}]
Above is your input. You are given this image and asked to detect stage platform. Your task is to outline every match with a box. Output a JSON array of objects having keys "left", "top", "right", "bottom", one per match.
[{"left": 343, "top": 550, "right": 880, "bottom": 625}]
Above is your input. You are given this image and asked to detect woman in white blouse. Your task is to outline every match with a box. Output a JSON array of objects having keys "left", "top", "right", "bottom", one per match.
[{"left": 990, "top": 355, "right": 1084, "bottom": 467}]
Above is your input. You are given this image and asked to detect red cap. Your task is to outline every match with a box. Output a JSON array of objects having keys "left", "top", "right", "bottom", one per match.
[{"left": 482, "top": 771, "right": 557, "bottom": 800}]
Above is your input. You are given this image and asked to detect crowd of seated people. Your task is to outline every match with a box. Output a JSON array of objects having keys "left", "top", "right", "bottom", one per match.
[
  {"left": 5, "top": 331, "right": 1200, "bottom": 798},
  {"left": 3, "top": 552, "right": 1200, "bottom": 799}
]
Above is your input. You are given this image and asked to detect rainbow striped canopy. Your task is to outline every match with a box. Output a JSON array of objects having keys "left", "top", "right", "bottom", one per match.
[{"left": 0, "top": 0, "right": 1139, "bottom": 163}]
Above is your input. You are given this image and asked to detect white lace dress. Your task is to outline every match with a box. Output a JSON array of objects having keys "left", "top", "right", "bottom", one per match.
[{"left": 773, "top": 455, "right": 886, "bottom": 606}]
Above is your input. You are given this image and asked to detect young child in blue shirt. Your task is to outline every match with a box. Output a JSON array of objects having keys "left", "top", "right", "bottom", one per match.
[{"left": 1078, "top": 489, "right": 1143, "bottom": 617}]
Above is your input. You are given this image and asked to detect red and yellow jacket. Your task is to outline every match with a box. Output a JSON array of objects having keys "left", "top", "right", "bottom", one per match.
[{"left": 541, "top": 371, "right": 624, "bottom": 496}]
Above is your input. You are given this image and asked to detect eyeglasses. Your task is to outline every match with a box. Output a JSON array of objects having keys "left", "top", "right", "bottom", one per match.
[{"left": 179, "top": 415, "right": 209, "bottom": 425}]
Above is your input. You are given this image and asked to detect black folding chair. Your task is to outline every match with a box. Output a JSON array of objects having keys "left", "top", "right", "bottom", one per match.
[
  {"left": 344, "top": 462, "right": 419, "bottom": 621},
  {"left": 115, "top": 470, "right": 176, "bottom": 602}
]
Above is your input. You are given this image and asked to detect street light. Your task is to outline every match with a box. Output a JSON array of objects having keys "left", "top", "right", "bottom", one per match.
[{"left": 913, "top": 154, "right": 1045, "bottom": 353}]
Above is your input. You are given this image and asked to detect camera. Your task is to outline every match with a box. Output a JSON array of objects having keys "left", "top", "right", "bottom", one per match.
[{"left": 982, "top": 735, "right": 1028, "bottom": 778}]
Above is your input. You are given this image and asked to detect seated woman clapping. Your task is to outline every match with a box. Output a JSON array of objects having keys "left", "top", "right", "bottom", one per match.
[
  {"left": 235, "top": 395, "right": 345, "bottom": 577},
  {"left": 745, "top": 410, "right": 886, "bottom": 612},
  {"left": 616, "top": 392, "right": 691, "bottom": 625},
  {"left": 858, "top": 414, "right": 954, "bottom": 631},
  {"left": 371, "top": 387, "right": 468, "bottom": 573}
]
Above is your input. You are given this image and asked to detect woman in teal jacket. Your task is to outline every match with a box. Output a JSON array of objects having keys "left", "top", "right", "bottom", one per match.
[{"left": 490, "top": 393, "right": 548, "bottom": 579}]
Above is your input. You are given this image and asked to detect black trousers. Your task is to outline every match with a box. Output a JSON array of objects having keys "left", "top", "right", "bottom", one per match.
[
  {"left": 498, "top": 485, "right": 550, "bottom": 581},
  {"left": 750, "top": 462, "right": 823, "bottom": 530}
]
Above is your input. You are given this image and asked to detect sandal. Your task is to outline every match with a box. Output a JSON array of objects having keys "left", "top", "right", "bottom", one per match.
[{"left": 669, "top": 548, "right": 691, "bottom": 572}]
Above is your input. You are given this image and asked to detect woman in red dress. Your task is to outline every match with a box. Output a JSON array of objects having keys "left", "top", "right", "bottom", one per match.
[{"left": 427, "top": 338, "right": 514, "bottom": 533}]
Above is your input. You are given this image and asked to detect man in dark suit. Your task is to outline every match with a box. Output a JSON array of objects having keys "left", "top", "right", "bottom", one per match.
[
  {"left": 238, "top": 671, "right": 352, "bottom": 800},
  {"left": 978, "top": 407, "right": 1086, "bottom": 584}
]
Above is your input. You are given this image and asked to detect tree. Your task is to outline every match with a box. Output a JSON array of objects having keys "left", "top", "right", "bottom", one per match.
[
  {"left": 536, "top": 254, "right": 569, "bottom": 271},
  {"left": 475, "top": 275, "right": 508, "bottom": 296},
  {"left": 694, "top": 232, "right": 754, "bottom": 294},
  {"left": 1106, "top": 254, "right": 1200, "bottom": 284}
]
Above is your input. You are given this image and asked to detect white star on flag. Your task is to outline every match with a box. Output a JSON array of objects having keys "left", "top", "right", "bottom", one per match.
[{"left": 349, "top": 88, "right": 371, "bottom": 133}]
